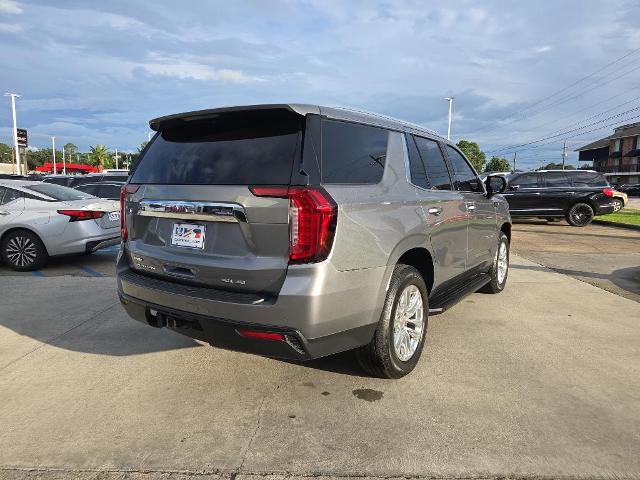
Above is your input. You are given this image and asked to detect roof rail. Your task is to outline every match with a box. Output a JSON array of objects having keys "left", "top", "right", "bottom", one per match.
[{"left": 330, "top": 105, "right": 440, "bottom": 137}]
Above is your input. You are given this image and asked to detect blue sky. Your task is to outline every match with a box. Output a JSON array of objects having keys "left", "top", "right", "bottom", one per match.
[{"left": 1, "top": 0, "right": 639, "bottom": 168}]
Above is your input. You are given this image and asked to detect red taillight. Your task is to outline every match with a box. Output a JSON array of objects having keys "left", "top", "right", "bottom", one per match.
[
  {"left": 237, "top": 329, "right": 285, "bottom": 341},
  {"left": 250, "top": 186, "right": 337, "bottom": 264},
  {"left": 603, "top": 188, "right": 614, "bottom": 197},
  {"left": 57, "top": 210, "right": 104, "bottom": 221},
  {"left": 120, "top": 184, "right": 140, "bottom": 241}
]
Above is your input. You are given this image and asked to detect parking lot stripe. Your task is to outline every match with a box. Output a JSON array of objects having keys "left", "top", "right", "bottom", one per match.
[
  {"left": 31, "top": 270, "right": 45, "bottom": 277},
  {"left": 79, "top": 266, "right": 104, "bottom": 277}
]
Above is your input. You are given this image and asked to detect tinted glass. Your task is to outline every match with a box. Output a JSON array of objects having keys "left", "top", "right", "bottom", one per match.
[
  {"left": 406, "top": 135, "right": 428, "bottom": 188},
  {"left": 99, "top": 185, "right": 122, "bottom": 198},
  {"left": 1, "top": 188, "right": 22, "bottom": 204},
  {"left": 77, "top": 184, "right": 99, "bottom": 195},
  {"left": 569, "top": 171, "right": 608, "bottom": 187},
  {"left": 103, "top": 174, "right": 128, "bottom": 182},
  {"left": 43, "top": 177, "right": 72, "bottom": 186},
  {"left": 511, "top": 173, "right": 540, "bottom": 188},
  {"left": 445, "top": 145, "right": 479, "bottom": 192},
  {"left": 322, "top": 120, "right": 388, "bottom": 184},
  {"left": 414, "top": 136, "right": 452, "bottom": 190},
  {"left": 26, "top": 184, "right": 95, "bottom": 201},
  {"left": 543, "top": 172, "right": 569, "bottom": 187},
  {"left": 131, "top": 110, "right": 302, "bottom": 185}
]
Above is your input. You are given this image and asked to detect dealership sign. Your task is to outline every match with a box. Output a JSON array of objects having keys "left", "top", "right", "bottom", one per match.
[{"left": 16, "top": 128, "right": 27, "bottom": 147}]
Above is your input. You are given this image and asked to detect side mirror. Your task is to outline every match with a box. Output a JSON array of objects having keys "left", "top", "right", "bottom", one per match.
[{"left": 485, "top": 175, "right": 507, "bottom": 197}]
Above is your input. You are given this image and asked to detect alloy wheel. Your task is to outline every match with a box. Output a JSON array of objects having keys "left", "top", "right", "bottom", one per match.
[
  {"left": 497, "top": 241, "right": 508, "bottom": 285},
  {"left": 393, "top": 284, "right": 425, "bottom": 362},
  {"left": 5, "top": 236, "right": 37, "bottom": 268}
]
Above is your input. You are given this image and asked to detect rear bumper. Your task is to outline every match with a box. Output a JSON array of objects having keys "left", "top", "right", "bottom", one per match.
[
  {"left": 85, "top": 236, "right": 120, "bottom": 253},
  {"left": 594, "top": 202, "right": 615, "bottom": 215},
  {"left": 116, "top": 251, "right": 386, "bottom": 360}
]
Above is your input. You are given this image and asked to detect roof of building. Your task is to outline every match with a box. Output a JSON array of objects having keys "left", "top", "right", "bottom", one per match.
[
  {"left": 575, "top": 122, "right": 640, "bottom": 152},
  {"left": 149, "top": 103, "right": 446, "bottom": 142}
]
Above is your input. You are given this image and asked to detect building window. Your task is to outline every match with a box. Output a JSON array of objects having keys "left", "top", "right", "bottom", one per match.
[{"left": 614, "top": 139, "right": 621, "bottom": 152}]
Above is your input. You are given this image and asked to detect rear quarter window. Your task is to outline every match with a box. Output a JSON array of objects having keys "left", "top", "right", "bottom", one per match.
[
  {"left": 569, "top": 172, "right": 608, "bottom": 187},
  {"left": 321, "top": 120, "right": 388, "bottom": 184}
]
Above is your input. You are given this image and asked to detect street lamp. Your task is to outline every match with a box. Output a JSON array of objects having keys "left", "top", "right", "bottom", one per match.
[
  {"left": 444, "top": 97, "right": 454, "bottom": 140},
  {"left": 4, "top": 92, "right": 21, "bottom": 175}
]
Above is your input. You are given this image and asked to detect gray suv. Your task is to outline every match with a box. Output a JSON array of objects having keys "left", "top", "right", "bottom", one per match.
[{"left": 117, "top": 104, "right": 511, "bottom": 378}]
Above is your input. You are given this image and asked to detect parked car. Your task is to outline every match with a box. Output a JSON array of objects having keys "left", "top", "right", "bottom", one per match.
[
  {"left": 41, "top": 175, "right": 77, "bottom": 187},
  {"left": 117, "top": 104, "right": 512, "bottom": 378},
  {"left": 74, "top": 181, "right": 125, "bottom": 200},
  {"left": 618, "top": 183, "right": 640, "bottom": 196},
  {"left": 43, "top": 172, "right": 129, "bottom": 189},
  {"left": 496, "top": 170, "right": 616, "bottom": 226},
  {"left": 0, "top": 181, "right": 120, "bottom": 271},
  {"left": 0, "top": 174, "right": 27, "bottom": 180}
]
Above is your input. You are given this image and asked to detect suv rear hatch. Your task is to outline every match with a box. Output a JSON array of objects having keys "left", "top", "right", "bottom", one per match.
[{"left": 123, "top": 108, "right": 305, "bottom": 296}]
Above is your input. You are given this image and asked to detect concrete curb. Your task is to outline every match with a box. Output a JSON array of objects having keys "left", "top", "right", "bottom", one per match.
[{"left": 592, "top": 219, "right": 640, "bottom": 231}]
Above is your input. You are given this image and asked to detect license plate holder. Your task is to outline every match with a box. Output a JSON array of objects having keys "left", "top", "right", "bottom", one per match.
[
  {"left": 108, "top": 211, "right": 120, "bottom": 222},
  {"left": 171, "top": 223, "right": 206, "bottom": 249}
]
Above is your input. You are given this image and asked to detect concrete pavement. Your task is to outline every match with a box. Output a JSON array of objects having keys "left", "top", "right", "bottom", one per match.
[{"left": 1, "top": 254, "right": 640, "bottom": 479}]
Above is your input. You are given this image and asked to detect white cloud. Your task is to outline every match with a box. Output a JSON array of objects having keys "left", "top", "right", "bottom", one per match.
[
  {"left": 0, "top": 22, "right": 22, "bottom": 33},
  {"left": 0, "top": 0, "right": 22, "bottom": 14}
]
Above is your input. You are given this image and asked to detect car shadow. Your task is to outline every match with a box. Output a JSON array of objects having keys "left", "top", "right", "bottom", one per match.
[{"left": 510, "top": 263, "right": 640, "bottom": 298}]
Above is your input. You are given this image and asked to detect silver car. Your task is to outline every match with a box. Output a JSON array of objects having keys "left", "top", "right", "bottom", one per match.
[
  {"left": 0, "top": 180, "right": 120, "bottom": 271},
  {"left": 118, "top": 104, "right": 511, "bottom": 378}
]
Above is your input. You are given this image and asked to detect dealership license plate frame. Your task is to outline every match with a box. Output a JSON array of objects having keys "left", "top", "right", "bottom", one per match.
[{"left": 171, "top": 223, "right": 206, "bottom": 249}]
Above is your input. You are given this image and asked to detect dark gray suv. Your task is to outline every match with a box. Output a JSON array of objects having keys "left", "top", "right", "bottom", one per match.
[{"left": 117, "top": 104, "right": 511, "bottom": 378}]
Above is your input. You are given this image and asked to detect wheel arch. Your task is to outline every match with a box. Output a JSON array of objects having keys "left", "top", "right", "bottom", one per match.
[{"left": 0, "top": 226, "right": 49, "bottom": 255}]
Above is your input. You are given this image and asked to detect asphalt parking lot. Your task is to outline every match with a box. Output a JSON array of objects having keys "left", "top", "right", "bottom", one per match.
[{"left": 1, "top": 222, "right": 639, "bottom": 479}]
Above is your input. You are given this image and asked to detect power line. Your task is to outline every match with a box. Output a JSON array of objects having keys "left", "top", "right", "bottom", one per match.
[{"left": 466, "top": 46, "right": 640, "bottom": 136}]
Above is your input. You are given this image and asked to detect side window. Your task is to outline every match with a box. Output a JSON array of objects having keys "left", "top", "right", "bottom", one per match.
[
  {"left": 413, "top": 136, "right": 452, "bottom": 190},
  {"left": 511, "top": 173, "right": 540, "bottom": 188},
  {"left": 445, "top": 145, "right": 480, "bottom": 192},
  {"left": 0, "top": 187, "right": 5, "bottom": 204},
  {"left": 406, "top": 135, "right": 429, "bottom": 188},
  {"left": 321, "top": 120, "right": 388, "bottom": 184},
  {"left": 571, "top": 172, "right": 608, "bottom": 187},
  {"left": 543, "top": 172, "right": 569, "bottom": 187},
  {"left": 1, "top": 188, "right": 22, "bottom": 205}
]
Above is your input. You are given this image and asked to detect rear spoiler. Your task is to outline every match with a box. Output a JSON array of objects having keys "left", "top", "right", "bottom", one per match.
[{"left": 149, "top": 104, "right": 320, "bottom": 131}]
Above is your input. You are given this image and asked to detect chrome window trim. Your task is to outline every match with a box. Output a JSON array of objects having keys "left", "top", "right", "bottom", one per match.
[{"left": 137, "top": 200, "right": 247, "bottom": 223}]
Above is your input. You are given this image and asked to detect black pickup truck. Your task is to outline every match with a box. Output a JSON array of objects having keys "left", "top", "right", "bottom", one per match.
[{"left": 495, "top": 170, "right": 615, "bottom": 227}]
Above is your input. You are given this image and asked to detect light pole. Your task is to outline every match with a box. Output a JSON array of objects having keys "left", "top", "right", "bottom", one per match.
[
  {"left": 51, "top": 136, "right": 57, "bottom": 175},
  {"left": 444, "top": 97, "right": 454, "bottom": 140},
  {"left": 4, "top": 92, "right": 21, "bottom": 175}
]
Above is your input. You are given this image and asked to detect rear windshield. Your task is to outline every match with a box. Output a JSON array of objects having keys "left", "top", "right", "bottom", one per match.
[
  {"left": 25, "top": 184, "right": 95, "bottom": 201},
  {"left": 131, "top": 110, "right": 302, "bottom": 185}
]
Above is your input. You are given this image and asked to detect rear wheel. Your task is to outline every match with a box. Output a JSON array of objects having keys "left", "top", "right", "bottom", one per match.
[
  {"left": 356, "top": 264, "right": 428, "bottom": 379},
  {"left": 1, "top": 230, "right": 48, "bottom": 271},
  {"left": 566, "top": 202, "right": 594, "bottom": 227},
  {"left": 479, "top": 232, "right": 509, "bottom": 294}
]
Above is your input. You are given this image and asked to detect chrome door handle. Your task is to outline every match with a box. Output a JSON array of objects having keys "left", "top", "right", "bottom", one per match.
[
  {"left": 0, "top": 210, "right": 9, "bottom": 216},
  {"left": 427, "top": 207, "right": 443, "bottom": 216},
  {"left": 467, "top": 204, "right": 476, "bottom": 211}
]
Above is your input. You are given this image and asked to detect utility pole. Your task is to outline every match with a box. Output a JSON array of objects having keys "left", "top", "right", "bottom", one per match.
[
  {"left": 51, "top": 136, "right": 56, "bottom": 175},
  {"left": 115, "top": 148, "right": 119, "bottom": 170},
  {"left": 148, "top": 131, "right": 151, "bottom": 142},
  {"left": 562, "top": 140, "right": 568, "bottom": 170},
  {"left": 62, "top": 146, "right": 66, "bottom": 175},
  {"left": 512, "top": 152, "right": 517, "bottom": 172},
  {"left": 5, "top": 92, "right": 21, "bottom": 175},
  {"left": 444, "top": 97, "right": 454, "bottom": 140}
]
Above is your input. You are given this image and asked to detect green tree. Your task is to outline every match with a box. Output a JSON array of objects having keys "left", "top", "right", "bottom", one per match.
[
  {"left": 485, "top": 156, "right": 512, "bottom": 173},
  {"left": 63, "top": 142, "right": 78, "bottom": 160},
  {"left": 89, "top": 144, "right": 111, "bottom": 169},
  {"left": 0, "top": 143, "right": 13, "bottom": 163},
  {"left": 456, "top": 140, "right": 486, "bottom": 173}
]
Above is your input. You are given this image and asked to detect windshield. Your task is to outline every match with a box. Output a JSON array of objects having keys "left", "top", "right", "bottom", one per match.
[{"left": 25, "top": 183, "right": 96, "bottom": 201}]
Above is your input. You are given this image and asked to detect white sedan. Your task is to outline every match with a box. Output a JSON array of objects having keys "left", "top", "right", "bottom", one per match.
[{"left": 0, "top": 180, "right": 121, "bottom": 271}]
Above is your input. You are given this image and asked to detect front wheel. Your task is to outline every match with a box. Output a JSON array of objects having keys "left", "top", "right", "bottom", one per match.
[
  {"left": 612, "top": 198, "right": 623, "bottom": 212},
  {"left": 566, "top": 202, "right": 594, "bottom": 227},
  {"left": 1, "top": 230, "right": 48, "bottom": 271},
  {"left": 479, "top": 232, "right": 509, "bottom": 294},
  {"left": 356, "top": 264, "right": 428, "bottom": 379}
]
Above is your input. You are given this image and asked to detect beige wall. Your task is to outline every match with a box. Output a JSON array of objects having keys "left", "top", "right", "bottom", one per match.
[{"left": 0, "top": 163, "right": 17, "bottom": 174}]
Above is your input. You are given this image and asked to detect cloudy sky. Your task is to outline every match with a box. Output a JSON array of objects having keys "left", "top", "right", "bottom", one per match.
[{"left": 1, "top": 0, "right": 639, "bottom": 168}]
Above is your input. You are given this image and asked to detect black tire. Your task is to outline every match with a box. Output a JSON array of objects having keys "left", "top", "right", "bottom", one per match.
[
  {"left": 566, "top": 202, "right": 594, "bottom": 227},
  {"left": 1, "top": 230, "right": 48, "bottom": 271},
  {"left": 356, "top": 264, "right": 428, "bottom": 379},
  {"left": 479, "top": 232, "right": 509, "bottom": 294},
  {"left": 612, "top": 198, "right": 623, "bottom": 212}
]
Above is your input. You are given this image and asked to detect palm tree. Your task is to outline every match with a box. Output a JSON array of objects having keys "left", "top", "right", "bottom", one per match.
[{"left": 89, "top": 144, "right": 110, "bottom": 170}]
